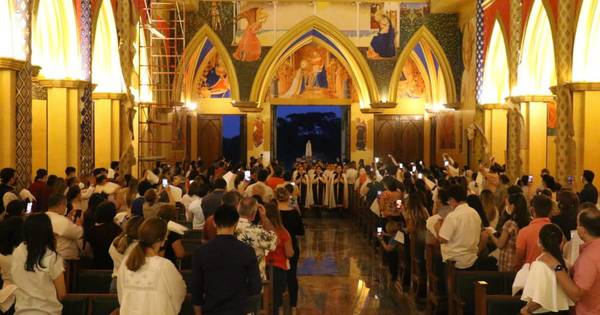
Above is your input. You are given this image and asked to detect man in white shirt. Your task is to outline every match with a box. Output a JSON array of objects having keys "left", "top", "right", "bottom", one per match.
[
  {"left": 187, "top": 182, "right": 210, "bottom": 230},
  {"left": 435, "top": 184, "right": 481, "bottom": 270},
  {"left": 45, "top": 193, "right": 84, "bottom": 260},
  {"left": 244, "top": 169, "right": 274, "bottom": 203}
]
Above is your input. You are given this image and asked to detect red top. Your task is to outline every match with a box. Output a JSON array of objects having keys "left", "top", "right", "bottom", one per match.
[
  {"left": 266, "top": 177, "right": 285, "bottom": 191},
  {"left": 267, "top": 227, "right": 291, "bottom": 270},
  {"left": 515, "top": 217, "right": 551, "bottom": 268}
]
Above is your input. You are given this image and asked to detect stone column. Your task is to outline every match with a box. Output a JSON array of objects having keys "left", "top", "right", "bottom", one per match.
[
  {"left": 0, "top": 58, "right": 26, "bottom": 169},
  {"left": 554, "top": 0, "right": 575, "bottom": 186},
  {"left": 38, "top": 80, "right": 89, "bottom": 176},
  {"left": 506, "top": 0, "right": 523, "bottom": 180},
  {"left": 92, "top": 93, "right": 126, "bottom": 169},
  {"left": 80, "top": 0, "right": 95, "bottom": 176},
  {"left": 15, "top": 0, "right": 32, "bottom": 189}
]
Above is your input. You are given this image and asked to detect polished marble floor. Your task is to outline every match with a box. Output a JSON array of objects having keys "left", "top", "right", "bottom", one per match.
[{"left": 295, "top": 219, "right": 420, "bottom": 315}]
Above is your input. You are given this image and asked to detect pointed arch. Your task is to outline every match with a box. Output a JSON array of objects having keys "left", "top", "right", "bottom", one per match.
[
  {"left": 174, "top": 24, "right": 239, "bottom": 102},
  {"left": 388, "top": 27, "right": 457, "bottom": 104},
  {"left": 515, "top": 0, "right": 557, "bottom": 95},
  {"left": 480, "top": 17, "right": 510, "bottom": 104},
  {"left": 92, "top": 0, "right": 125, "bottom": 93},
  {"left": 250, "top": 16, "right": 379, "bottom": 108},
  {"left": 573, "top": 0, "right": 600, "bottom": 82},
  {"left": 32, "top": 0, "right": 82, "bottom": 80}
]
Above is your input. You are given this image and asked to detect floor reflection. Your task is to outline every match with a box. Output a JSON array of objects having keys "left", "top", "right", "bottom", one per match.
[{"left": 296, "top": 219, "right": 419, "bottom": 315}]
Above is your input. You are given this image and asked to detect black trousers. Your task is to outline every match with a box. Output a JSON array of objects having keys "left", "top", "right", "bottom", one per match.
[
  {"left": 272, "top": 266, "right": 288, "bottom": 315},
  {"left": 287, "top": 247, "right": 300, "bottom": 307}
]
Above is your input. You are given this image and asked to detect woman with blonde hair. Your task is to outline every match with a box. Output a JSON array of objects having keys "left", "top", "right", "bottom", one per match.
[
  {"left": 108, "top": 216, "right": 144, "bottom": 293},
  {"left": 275, "top": 187, "right": 304, "bottom": 314},
  {"left": 117, "top": 218, "right": 186, "bottom": 315},
  {"left": 265, "top": 203, "right": 294, "bottom": 315}
]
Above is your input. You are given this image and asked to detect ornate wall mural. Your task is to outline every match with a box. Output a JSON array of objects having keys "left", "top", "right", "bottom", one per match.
[
  {"left": 396, "top": 41, "right": 447, "bottom": 105},
  {"left": 267, "top": 42, "right": 357, "bottom": 101},
  {"left": 192, "top": 40, "right": 232, "bottom": 99}
]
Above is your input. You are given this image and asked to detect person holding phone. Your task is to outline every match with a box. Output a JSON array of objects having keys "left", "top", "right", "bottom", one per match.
[
  {"left": 378, "top": 177, "right": 403, "bottom": 219},
  {"left": 376, "top": 221, "right": 401, "bottom": 281}
]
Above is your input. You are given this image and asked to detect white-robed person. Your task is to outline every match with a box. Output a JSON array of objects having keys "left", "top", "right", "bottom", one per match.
[
  {"left": 311, "top": 165, "right": 327, "bottom": 207},
  {"left": 326, "top": 164, "right": 349, "bottom": 213},
  {"left": 293, "top": 165, "right": 313, "bottom": 209}
]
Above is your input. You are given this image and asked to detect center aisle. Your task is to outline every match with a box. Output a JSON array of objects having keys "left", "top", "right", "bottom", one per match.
[{"left": 295, "top": 218, "right": 419, "bottom": 315}]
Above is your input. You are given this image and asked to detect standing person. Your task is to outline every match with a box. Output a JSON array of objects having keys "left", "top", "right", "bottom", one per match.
[
  {"left": 551, "top": 189, "right": 580, "bottom": 240},
  {"left": 265, "top": 204, "right": 294, "bottom": 315},
  {"left": 276, "top": 188, "right": 304, "bottom": 314},
  {"left": 117, "top": 218, "right": 186, "bottom": 315},
  {"left": 266, "top": 166, "right": 285, "bottom": 191},
  {"left": 202, "top": 178, "right": 227, "bottom": 218},
  {"left": 520, "top": 224, "right": 573, "bottom": 314},
  {"left": 85, "top": 201, "right": 122, "bottom": 269},
  {"left": 245, "top": 169, "right": 274, "bottom": 203},
  {"left": 485, "top": 193, "right": 531, "bottom": 272},
  {"left": 108, "top": 216, "right": 144, "bottom": 293},
  {"left": 0, "top": 168, "right": 18, "bottom": 215},
  {"left": 480, "top": 189, "right": 499, "bottom": 229},
  {"left": 11, "top": 213, "right": 66, "bottom": 315},
  {"left": 327, "top": 164, "right": 348, "bottom": 214},
  {"left": 294, "top": 165, "right": 311, "bottom": 209},
  {"left": 157, "top": 205, "right": 186, "bottom": 265},
  {"left": 187, "top": 182, "right": 210, "bottom": 230},
  {"left": 0, "top": 216, "right": 24, "bottom": 312},
  {"left": 235, "top": 197, "right": 277, "bottom": 279},
  {"left": 28, "top": 169, "right": 48, "bottom": 212},
  {"left": 579, "top": 170, "right": 598, "bottom": 205},
  {"left": 191, "top": 205, "right": 261, "bottom": 315},
  {"left": 514, "top": 195, "right": 553, "bottom": 270},
  {"left": 379, "top": 176, "right": 403, "bottom": 219},
  {"left": 434, "top": 184, "right": 482, "bottom": 270},
  {"left": 310, "top": 166, "right": 326, "bottom": 208},
  {"left": 547, "top": 207, "right": 600, "bottom": 315},
  {"left": 345, "top": 162, "right": 358, "bottom": 210},
  {"left": 45, "top": 193, "right": 83, "bottom": 260}
]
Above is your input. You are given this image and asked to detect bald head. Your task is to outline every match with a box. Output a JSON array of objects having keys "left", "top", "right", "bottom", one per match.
[{"left": 238, "top": 197, "right": 258, "bottom": 218}]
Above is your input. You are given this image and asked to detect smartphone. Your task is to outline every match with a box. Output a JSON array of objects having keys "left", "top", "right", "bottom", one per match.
[
  {"left": 375, "top": 157, "right": 380, "bottom": 163},
  {"left": 291, "top": 182, "right": 296, "bottom": 186},
  {"left": 568, "top": 176, "right": 574, "bottom": 185},
  {"left": 444, "top": 160, "right": 450, "bottom": 167},
  {"left": 417, "top": 173, "right": 423, "bottom": 179},
  {"left": 26, "top": 202, "right": 33, "bottom": 214},
  {"left": 396, "top": 200, "right": 402, "bottom": 208},
  {"left": 162, "top": 178, "right": 168, "bottom": 188},
  {"left": 412, "top": 165, "right": 417, "bottom": 172},
  {"left": 189, "top": 180, "right": 195, "bottom": 184},
  {"left": 419, "top": 160, "right": 424, "bottom": 165},
  {"left": 377, "top": 191, "right": 382, "bottom": 198},
  {"left": 244, "top": 170, "right": 251, "bottom": 181},
  {"left": 528, "top": 175, "right": 534, "bottom": 183},
  {"left": 377, "top": 227, "right": 383, "bottom": 236},
  {"left": 399, "top": 162, "right": 404, "bottom": 169}
]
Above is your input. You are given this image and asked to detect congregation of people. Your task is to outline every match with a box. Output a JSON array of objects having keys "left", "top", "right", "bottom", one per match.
[{"left": 0, "top": 152, "right": 599, "bottom": 315}]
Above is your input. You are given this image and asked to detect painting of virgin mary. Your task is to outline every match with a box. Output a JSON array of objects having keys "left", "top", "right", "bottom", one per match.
[{"left": 367, "top": 8, "right": 396, "bottom": 59}]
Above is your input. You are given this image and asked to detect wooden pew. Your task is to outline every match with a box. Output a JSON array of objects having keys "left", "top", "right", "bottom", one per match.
[
  {"left": 425, "top": 243, "right": 446, "bottom": 315},
  {"left": 447, "top": 262, "right": 515, "bottom": 315},
  {"left": 474, "top": 281, "right": 523, "bottom": 315}
]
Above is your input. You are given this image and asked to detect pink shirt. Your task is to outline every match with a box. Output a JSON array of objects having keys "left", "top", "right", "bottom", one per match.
[
  {"left": 572, "top": 238, "right": 600, "bottom": 315},
  {"left": 515, "top": 217, "right": 551, "bottom": 269}
]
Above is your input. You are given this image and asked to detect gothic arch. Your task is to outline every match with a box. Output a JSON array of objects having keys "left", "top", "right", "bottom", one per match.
[
  {"left": 388, "top": 26, "right": 457, "bottom": 104},
  {"left": 174, "top": 24, "right": 240, "bottom": 101},
  {"left": 480, "top": 16, "right": 510, "bottom": 104},
  {"left": 249, "top": 16, "right": 379, "bottom": 107},
  {"left": 572, "top": 0, "right": 600, "bottom": 82}
]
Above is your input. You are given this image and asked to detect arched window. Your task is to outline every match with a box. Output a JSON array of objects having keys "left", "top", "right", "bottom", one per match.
[
  {"left": 573, "top": 0, "right": 600, "bottom": 82},
  {"left": 515, "top": 0, "right": 556, "bottom": 96},
  {"left": 32, "top": 0, "right": 82, "bottom": 80},
  {"left": 92, "top": 0, "right": 125, "bottom": 93},
  {"left": 480, "top": 19, "right": 509, "bottom": 104}
]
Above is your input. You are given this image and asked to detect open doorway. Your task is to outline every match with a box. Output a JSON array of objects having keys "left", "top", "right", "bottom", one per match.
[{"left": 273, "top": 106, "right": 349, "bottom": 168}]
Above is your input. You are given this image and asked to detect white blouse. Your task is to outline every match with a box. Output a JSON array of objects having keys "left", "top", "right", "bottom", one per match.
[
  {"left": 521, "top": 260, "right": 574, "bottom": 313},
  {"left": 10, "top": 243, "right": 64, "bottom": 315},
  {"left": 108, "top": 240, "right": 138, "bottom": 278},
  {"left": 117, "top": 256, "right": 186, "bottom": 315}
]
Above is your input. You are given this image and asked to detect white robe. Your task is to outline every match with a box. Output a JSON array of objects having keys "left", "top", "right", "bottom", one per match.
[{"left": 325, "top": 173, "right": 348, "bottom": 209}]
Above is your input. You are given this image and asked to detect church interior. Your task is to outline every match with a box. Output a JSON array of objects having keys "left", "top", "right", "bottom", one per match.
[{"left": 1, "top": 0, "right": 600, "bottom": 314}]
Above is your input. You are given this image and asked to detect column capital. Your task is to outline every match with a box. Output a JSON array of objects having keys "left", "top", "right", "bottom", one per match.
[
  {"left": 92, "top": 92, "right": 127, "bottom": 100},
  {"left": 553, "top": 82, "right": 600, "bottom": 92},
  {"left": 359, "top": 108, "right": 384, "bottom": 114},
  {"left": 38, "top": 79, "right": 90, "bottom": 89},
  {"left": 0, "top": 58, "right": 26, "bottom": 71},
  {"left": 370, "top": 101, "right": 397, "bottom": 109},
  {"left": 480, "top": 103, "right": 508, "bottom": 110},
  {"left": 505, "top": 95, "right": 556, "bottom": 103}
]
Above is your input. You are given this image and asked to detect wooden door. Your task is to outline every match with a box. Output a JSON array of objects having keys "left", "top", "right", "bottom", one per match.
[
  {"left": 374, "top": 115, "right": 424, "bottom": 164},
  {"left": 197, "top": 115, "right": 222, "bottom": 163}
]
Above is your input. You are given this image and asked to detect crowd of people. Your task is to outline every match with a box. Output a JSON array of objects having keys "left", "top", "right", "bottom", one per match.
[{"left": 0, "top": 152, "right": 599, "bottom": 315}]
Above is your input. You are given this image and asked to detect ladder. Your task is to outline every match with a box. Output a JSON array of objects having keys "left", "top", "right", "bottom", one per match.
[{"left": 136, "top": 0, "right": 186, "bottom": 174}]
